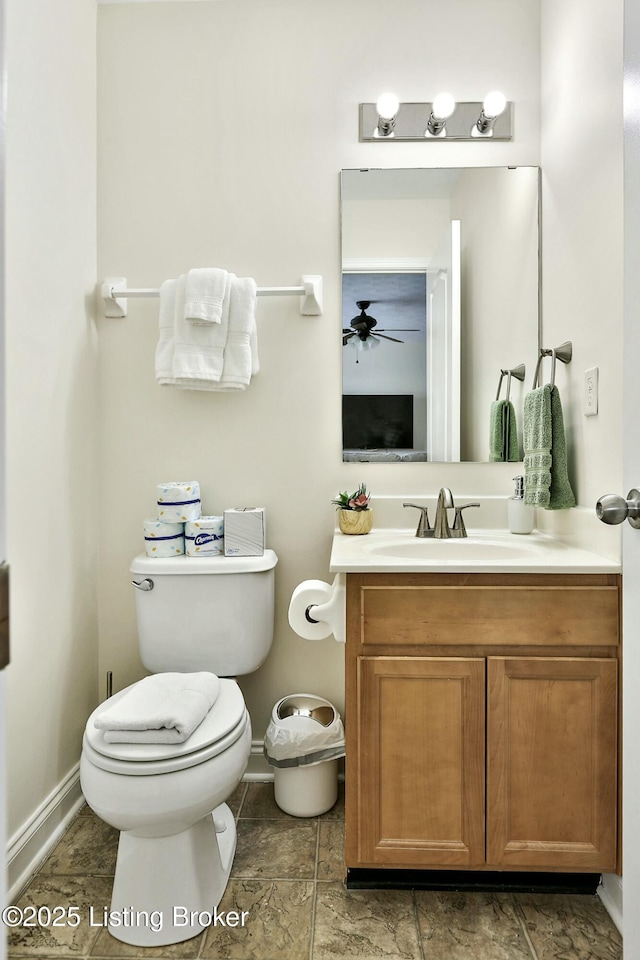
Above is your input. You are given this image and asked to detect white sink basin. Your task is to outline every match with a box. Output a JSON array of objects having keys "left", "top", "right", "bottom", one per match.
[
  {"left": 368, "top": 534, "right": 566, "bottom": 562},
  {"left": 329, "top": 528, "right": 620, "bottom": 574}
]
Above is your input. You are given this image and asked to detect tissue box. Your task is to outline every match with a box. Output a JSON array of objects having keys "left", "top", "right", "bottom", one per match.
[{"left": 224, "top": 508, "right": 265, "bottom": 557}]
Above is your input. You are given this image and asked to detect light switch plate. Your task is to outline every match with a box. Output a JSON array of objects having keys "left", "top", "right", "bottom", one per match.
[{"left": 584, "top": 367, "right": 599, "bottom": 416}]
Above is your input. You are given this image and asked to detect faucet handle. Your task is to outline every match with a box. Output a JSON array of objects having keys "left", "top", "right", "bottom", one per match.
[
  {"left": 403, "top": 503, "right": 431, "bottom": 538},
  {"left": 452, "top": 502, "right": 481, "bottom": 537}
]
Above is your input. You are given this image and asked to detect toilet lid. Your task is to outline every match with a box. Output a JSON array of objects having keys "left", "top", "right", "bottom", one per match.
[{"left": 84, "top": 677, "right": 246, "bottom": 765}]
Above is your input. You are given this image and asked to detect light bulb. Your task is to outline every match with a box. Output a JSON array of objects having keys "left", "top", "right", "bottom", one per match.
[
  {"left": 432, "top": 92, "right": 456, "bottom": 120},
  {"left": 376, "top": 92, "right": 399, "bottom": 120},
  {"left": 350, "top": 335, "right": 381, "bottom": 352},
  {"left": 425, "top": 92, "right": 456, "bottom": 137},
  {"left": 482, "top": 90, "right": 507, "bottom": 119}
]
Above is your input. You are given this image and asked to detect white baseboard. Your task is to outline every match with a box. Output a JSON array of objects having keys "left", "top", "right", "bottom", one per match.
[
  {"left": 244, "top": 739, "right": 274, "bottom": 781},
  {"left": 7, "top": 764, "right": 85, "bottom": 901},
  {"left": 598, "top": 873, "right": 622, "bottom": 934}
]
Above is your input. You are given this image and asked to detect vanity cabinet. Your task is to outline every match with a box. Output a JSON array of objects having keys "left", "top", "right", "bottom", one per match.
[{"left": 345, "top": 572, "right": 621, "bottom": 875}]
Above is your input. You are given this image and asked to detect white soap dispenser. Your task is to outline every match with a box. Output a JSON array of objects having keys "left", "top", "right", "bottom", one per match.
[{"left": 508, "top": 476, "right": 534, "bottom": 535}]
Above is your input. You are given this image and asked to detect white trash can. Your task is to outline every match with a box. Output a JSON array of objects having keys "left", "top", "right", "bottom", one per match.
[{"left": 264, "top": 694, "right": 345, "bottom": 817}]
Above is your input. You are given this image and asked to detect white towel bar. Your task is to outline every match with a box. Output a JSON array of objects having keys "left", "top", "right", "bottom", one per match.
[{"left": 101, "top": 275, "right": 323, "bottom": 319}]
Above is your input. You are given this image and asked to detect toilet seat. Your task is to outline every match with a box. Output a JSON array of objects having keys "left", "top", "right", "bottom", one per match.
[{"left": 83, "top": 677, "right": 248, "bottom": 776}]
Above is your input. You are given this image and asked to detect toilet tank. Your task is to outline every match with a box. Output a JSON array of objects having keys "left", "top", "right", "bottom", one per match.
[{"left": 130, "top": 551, "right": 278, "bottom": 676}]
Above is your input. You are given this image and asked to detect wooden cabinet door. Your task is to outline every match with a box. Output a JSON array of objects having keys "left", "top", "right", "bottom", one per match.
[
  {"left": 487, "top": 657, "right": 617, "bottom": 870},
  {"left": 357, "top": 656, "right": 485, "bottom": 867}
]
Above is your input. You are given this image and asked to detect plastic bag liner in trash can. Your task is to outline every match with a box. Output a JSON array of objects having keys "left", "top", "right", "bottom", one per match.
[{"left": 264, "top": 694, "right": 345, "bottom": 768}]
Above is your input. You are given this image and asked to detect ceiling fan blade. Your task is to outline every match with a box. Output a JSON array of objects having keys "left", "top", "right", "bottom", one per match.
[
  {"left": 343, "top": 332, "right": 356, "bottom": 345},
  {"left": 376, "top": 328, "right": 420, "bottom": 333},
  {"left": 353, "top": 297, "right": 422, "bottom": 306},
  {"left": 375, "top": 333, "right": 405, "bottom": 343}
]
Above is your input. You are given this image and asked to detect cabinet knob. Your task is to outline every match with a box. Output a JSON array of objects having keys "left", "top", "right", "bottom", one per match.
[{"left": 596, "top": 489, "right": 640, "bottom": 528}]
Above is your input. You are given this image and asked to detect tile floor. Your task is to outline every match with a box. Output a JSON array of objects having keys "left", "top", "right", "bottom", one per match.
[{"left": 8, "top": 782, "right": 622, "bottom": 960}]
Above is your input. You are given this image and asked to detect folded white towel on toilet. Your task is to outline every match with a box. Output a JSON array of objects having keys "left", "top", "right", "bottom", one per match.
[
  {"left": 94, "top": 672, "right": 221, "bottom": 744},
  {"left": 185, "top": 267, "right": 228, "bottom": 325}
]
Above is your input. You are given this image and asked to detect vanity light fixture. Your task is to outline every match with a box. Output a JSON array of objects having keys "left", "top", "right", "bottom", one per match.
[
  {"left": 360, "top": 92, "right": 512, "bottom": 141},
  {"left": 425, "top": 92, "right": 456, "bottom": 137},
  {"left": 375, "top": 92, "right": 400, "bottom": 137}
]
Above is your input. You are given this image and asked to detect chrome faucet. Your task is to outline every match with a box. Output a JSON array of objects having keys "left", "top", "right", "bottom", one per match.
[
  {"left": 434, "top": 487, "right": 454, "bottom": 538},
  {"left": 404, "top": 490, "right": 480, "bottom": 539}
]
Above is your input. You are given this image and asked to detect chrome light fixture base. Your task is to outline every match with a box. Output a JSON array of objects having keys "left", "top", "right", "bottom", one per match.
[{"left": 360, "top": 101, "right": 513, "bottom": 142}]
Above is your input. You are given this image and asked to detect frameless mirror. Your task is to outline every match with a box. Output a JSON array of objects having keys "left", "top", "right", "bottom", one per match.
[{"left": 341, "top": 166, "right": 540, "bottom": 462}]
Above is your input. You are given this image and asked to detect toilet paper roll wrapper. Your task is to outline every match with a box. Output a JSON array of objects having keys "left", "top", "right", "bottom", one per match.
[
  {"left": 185, "top": 516, "right": 224, "bottom": 557},
  {"left": 157, "top": 481, "right": 201, "bottom": 522},
  {"left": 143, "top": 519, "right": 185, "bottom": 558},
  {"left": 288, "top": 577, "right": 345, "bottom": 642}
]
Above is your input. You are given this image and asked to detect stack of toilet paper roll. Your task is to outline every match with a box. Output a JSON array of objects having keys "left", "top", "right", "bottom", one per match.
[{"left": 144, "top": 481, "right": 224, "bottom": 558}]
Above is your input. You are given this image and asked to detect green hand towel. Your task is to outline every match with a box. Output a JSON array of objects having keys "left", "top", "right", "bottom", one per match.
[
  {"left": 489, "top": 400, "right": 519, "bottom": 462},
  {"left": 548, "top": 385, "right": 576, "bottom": 510},
  {"left": 523, "top": 385, "right": 552, "bottom": 506}
]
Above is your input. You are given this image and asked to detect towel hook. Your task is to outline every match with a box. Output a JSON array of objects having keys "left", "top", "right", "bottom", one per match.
[
  {"left": 496, "top": 363, "right": 526, "bottom": 402},
  {"left": 532, "top": 341, "right": 572, "bottom": 389}
]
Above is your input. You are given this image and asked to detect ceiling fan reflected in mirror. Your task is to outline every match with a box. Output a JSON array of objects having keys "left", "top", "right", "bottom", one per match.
[{"left": 342, "top": 300, "right": 419, "bottom": 349}]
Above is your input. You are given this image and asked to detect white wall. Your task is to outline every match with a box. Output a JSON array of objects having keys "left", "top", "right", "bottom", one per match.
[
  {"left": 4, "top": 0, "right": 98, "bottom": 838},
  {"left": 452, "top": 167, "right": 539, "bottom": 462},
  {"left": 540, "top": 0, "right": 624, "bottom": 930},
  {"left": 97, "top": 0, "right": 541, "bottom": 737},
  {"left": 539, "top": 0, "right": 623, "bottom": 518},
  {"left": 342, "top": 198, "right": 451, "bottom": 261}
]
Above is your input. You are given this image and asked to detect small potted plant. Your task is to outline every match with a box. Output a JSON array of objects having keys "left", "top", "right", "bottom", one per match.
[{"left": 332, "top": 482, "right": 373, "bottom": 535}]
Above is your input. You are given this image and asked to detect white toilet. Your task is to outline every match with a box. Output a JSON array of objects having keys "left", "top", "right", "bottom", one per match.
[{"left": 80, "top": 550, "right": 278, "bottom": 947}]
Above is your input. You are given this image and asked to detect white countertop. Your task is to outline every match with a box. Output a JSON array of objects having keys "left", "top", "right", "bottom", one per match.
[{"left": 329, "top": 528, "right": 622, "bottom": 575}]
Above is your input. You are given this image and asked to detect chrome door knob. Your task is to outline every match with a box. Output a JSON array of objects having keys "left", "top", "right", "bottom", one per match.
[{"left": 596, "top": 489, "right": 640, "bottom": 528}]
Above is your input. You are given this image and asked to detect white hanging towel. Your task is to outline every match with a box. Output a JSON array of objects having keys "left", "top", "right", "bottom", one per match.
[
  {"left": 156, "top": 274, "right": 259, "bottom": 390},
  {"left": 185, "top": 267, "right": 228, "bottom": 324},
  {"left": 177, "top": 277, "right": 259, "bottom": 391},
  {"left": 94, "top": 672, "right": 221, "bottom": 744},
  {"left": 155, "top": 278, "right": 178, "bottom": 385},
  {"left": 172, "top": 273, "right": 231, "bottom": 383},
  {"left": 214, "top": 276, "right": 258, "bottom": 389}
]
